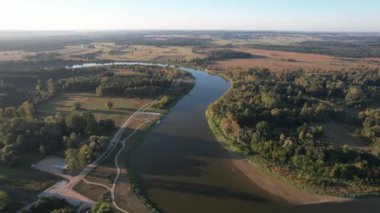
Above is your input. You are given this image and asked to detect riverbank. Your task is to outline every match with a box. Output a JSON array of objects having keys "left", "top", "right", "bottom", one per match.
[
  {"left": 203, "top": 68, "right": 380, "bottom": 203},
  {"left": 206, "top": 110, "right": 351, "bottom": 205},
  {"left": 126, "top": 77, "right": 196, "bottom": 213}
]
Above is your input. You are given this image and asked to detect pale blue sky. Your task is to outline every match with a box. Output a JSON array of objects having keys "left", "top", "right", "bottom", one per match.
[{"left": 0, "top": 0, "right": 379, "bottom": 31}]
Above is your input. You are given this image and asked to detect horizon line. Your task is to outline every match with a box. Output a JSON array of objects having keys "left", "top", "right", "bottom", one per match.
[{"left": 0, "top": 29, "right": 380, "bottom": 34}]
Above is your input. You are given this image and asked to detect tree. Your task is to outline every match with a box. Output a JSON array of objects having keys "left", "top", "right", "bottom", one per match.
[
  {"left": 105, "top": 101, "right": 114, "bottom": 110},
  {"left": 83, "top": 112, "right": 98, "bottom": 134},
  {"left": 51, "top": 208, "right": 75, "bottom": 213},
  {"left": 47, "top": 79, "right": 56, "bottom": 96},
  {"left": 18, "top": 101, "right": 35, "bottom": 118},
  {"left": 63, "top": 133, "right": 81, "bottom": 149},
  {"left": 373, "top": 137, "right": 380, "bottom": 156},
  {"left": 72, "top": 102, "right": 81, "bottom": 111},
  {"left": 98, "top": 119, "right": 116, "bottom": 133},
  {"left": 28, "top": 197, "right": 73, "bottom": 213},
  {"left": 0, "top": 191, "right": 10, "bottom": 212},
  {"left": 345, "top": 86, "right": 363, "bottom": 103},
  {"left": 96, "top": 87, "right": 103, "bottom": 96},
  {"left": 78, "top": 144, "right": 91, "bottom": 166},
  {"left": 0, "top": 145, "right": 19, "bottom": 167},
  {"left": 260, "top": 92, "right": 278, "bottom": 108},
  {"left": 65, "top": 149, "right": 81, "bottom": 172},
  {"left": 65, "top": 112, "right": 87, "bottom": 133},
  {"left": 91, "top": 202, "right": 115, "bottom": 213}
]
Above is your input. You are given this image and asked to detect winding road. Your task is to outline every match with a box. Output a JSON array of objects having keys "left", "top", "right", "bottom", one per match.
[{"left": 17, "top": 101, "right": 158, "bottom": 213}]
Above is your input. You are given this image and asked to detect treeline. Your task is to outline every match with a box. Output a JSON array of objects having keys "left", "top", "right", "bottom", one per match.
[
  {"left": 0, "top": 110, "right": 115, "bottom": 168},
  {"left": 359, "top": 108, "right": 380, "bottom": 155},
  {"left": 0, "top": 65, "right": 107, "bottom": 108},
  {"left": 25, "top": 197, "right": 75, "bottom": 213},
  {"left": 0, "top": 64, "right": 193, "bottom": 169},
  {"left": 23, "top": 197, "right": 115, "bottom": 213},
  {"left": 95, "top": 76, "right": 171, "bottom": 97},
  {"left": 252, "top": 41, "right": 380, "bottom": 58},
  {"left": 24, "top": 52, "right": 60, "bottom": 62},
  {"left": 1, "top": 64, "right": 188, "bottom": 108},
  {"left": 191, "top": 49, "right": 253, "bottom": 65},
  {"left": 57, "top": 66, "right": 188, "bottom": 98},
  {"left": 207, "top": 67, "right": 380, "bottom": 193},
  {"left": 115, "top": 37, "right": 211, "bottom": 47}
]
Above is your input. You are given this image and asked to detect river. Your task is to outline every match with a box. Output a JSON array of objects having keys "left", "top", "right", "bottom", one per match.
[{"left": 71, "top": 63, "right": 379, "bottom": 213}]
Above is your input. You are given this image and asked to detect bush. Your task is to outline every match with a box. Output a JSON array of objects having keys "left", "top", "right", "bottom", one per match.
[
  {"left": 91, "top": 202, "right": 115, "bottom": 213},
  {"left": 0, "top": 191, "right": 10, "bottom": 212}
]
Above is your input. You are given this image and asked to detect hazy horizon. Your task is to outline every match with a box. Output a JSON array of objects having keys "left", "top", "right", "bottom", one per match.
[{"left": 1, "top": 0, "right": 380, "bottom": 32}]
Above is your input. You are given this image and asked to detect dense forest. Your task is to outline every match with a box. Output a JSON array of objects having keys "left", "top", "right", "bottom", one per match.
[
  {"left": 191, "top": 49, "right": 254, "bottom": 65},
  {"left": 0, "top": 64, "right": 192, "bottom": 168},
  {"left": 207, "top": 67, "right": 380, "bottom": 195}
]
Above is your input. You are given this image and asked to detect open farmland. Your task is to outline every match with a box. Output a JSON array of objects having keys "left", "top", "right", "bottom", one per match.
[
  {"left": 55, "top": 43, "right": 203, "bottom": 62},
  {"left": 37, "top": 93, "right": 153, "bottom": 127},
  {"left": 213, "top": 47, "right": 380, "bottom": 72},
  {"left": 0, "top": 51, "right": 35, "bottom": 61}
]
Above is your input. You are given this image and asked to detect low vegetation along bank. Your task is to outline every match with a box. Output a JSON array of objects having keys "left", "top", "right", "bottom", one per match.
[{"left": 206, "top": 67, "right": 380, "bottom": 198}]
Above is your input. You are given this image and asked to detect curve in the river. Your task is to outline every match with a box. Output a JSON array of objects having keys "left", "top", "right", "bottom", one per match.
[
  {"left": 71, "top": 63, "right": 380, "bottom": 213},
  {"left": 136, "top": 68, "right": 296, "bottom": 213},
  {"left": 135, "top": 67, "right": 380, "bottom": 213}
]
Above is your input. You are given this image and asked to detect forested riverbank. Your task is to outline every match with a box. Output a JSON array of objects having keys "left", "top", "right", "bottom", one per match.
[{"left": 206, "top": 67, "right": 380, "bottom": 198}]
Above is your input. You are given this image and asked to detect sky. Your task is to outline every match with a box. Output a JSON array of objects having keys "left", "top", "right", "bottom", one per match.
[{"left": 0, "top": 0, "right": 379, "bottom": 32}]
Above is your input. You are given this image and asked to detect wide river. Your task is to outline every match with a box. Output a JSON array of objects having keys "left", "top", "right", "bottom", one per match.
[
  {"left": 72, "top": 63, "right": 379, "bottom": 213},
  {"left": 135, "top": 67, "right": 380, "bottom": 213}
]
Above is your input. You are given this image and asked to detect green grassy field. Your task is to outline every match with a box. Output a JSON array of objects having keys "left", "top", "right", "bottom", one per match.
[{"left": 38, "top": 93, "right": 153, "bottom": 126}]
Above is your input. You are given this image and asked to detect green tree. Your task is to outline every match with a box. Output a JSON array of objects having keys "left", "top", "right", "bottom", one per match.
[
  {"left": 0, "top": 191, "right": 10, "bottom": 212},
  {"left": 0, "top": 145, "right": 18, "bottom": 167},
  {"left": 79, "top": 144, "right": 91, "bottom": 166},
  {"left": 63, "top": 133, "right": 81, "bottom": 149},
  {"left": 65, "top": 149, "right": 81, "bottom": 172},
  {"left": 83, "top": 112, "right": 98, "bottom": 134},
  {"left": 65, "top": 112, "right": 87, "bottom": 133},
  {"left": 105, "top": 101, "right": 114, "bottom": 110},
  {"left": 98, "top": 119, "right": 115, "bottom": 133},
  {"left": 345, "top": 86, "right": 363, "bottom": 103},
  {"left": 72, "top": 102, "right": 81, "bottom": 111},
  {"left": 91, "top": 202, "right": 115, "bottom": 213},
  {"left": 47, "top": 79, "right": 56, "bottom": 96},
  {"left": 18, "top": 101, "right": 35, "bottom": 118}
]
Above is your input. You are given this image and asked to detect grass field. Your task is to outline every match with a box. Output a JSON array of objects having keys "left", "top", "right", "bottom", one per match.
[
  {"left": 212, "top": 35, "right": 322, "bottom": 46},
  {"left": 56, "top": 43, "right": 203, "bottom": 62},
  {"left": 0, "top": 153, "right": 58, "bottom": 211},
  {"left": 0, "top": 51, "right": 35, "bottom": 61},
  {"left": 2, "top": 39, "right": 378, "bottom": 74},
  {"left": 37, "top": 93, "right": 153, "bottom": 126}
]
